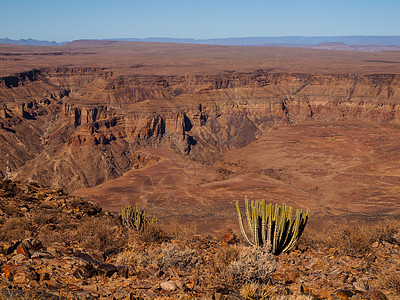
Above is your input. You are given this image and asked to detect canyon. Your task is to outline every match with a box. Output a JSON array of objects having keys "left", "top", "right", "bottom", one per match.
[{"left": 1, "top": 41, "right": 400, "bottom": 231}]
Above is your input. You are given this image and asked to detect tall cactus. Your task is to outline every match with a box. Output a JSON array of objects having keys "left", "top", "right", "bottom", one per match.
[
  {"left": 236, "top": 196, "right": 309, "bottom": 255},
  {"left": 121, "top": 204, "right": 157, "bottom": 231}
]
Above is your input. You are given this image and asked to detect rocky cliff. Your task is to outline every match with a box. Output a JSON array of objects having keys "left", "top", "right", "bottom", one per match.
[{"left": 1, "top": 67, "right": 399, "bottom": 192}]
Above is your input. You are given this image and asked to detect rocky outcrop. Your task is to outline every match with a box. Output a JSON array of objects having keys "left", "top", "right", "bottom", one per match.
[{"left": 1, "top": 68, "right": 400, "bottom": 191}]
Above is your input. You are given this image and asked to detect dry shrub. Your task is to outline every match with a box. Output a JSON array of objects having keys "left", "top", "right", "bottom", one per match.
[
  {"left": 34, "top": 211, "right": 78, "bottom": 246},
  {"left": 31, "top": 211, "right": 55, "bottom": 226},
  {"left": 116, "top": 242, "right": 201, "bottom": 270},
  {"left": 36, "top": 226, "right": 66, "bottom": 246},
  {"left": 162, "top": 221, "right": 198, "bottom": 243},
  {"left": 240, "top": 283, "right": 313, "bottom": 300},
  {"left": 298, "top": 220, "right": 400, "bottom": 256},
  {"left": 210, "top": 244, "right": 241, "bottom": 277},
  {"left": 328, "top": 223, "right": 373, "bottom": 256},
  {"left": 298, "top": 227, "right": 328, "bottom": 249},
  {"left": 75, "top": 217, "right": 126, "bottom": 254},
  {"left": 116, "top": 247, "right": 155, "bottom": 267},
  {"left": 0, "top": 217, "right": 33, "bottom": 241},
  {"left": 140, "top": 222, "right": 170, "bottom": 243},
  {"left": 139, "top": 221, "right": 198, "bottom": 244},
  {"left": 52, "top": 213, "right": 76, "bottom": 231},
  {"left": 115, "top": 249, "right": 137, "bottom": 265},
  {"left": 227, "top": 246, "right": 277, "bottom": 285},
  {"left": 382, "top": 271, "right": 400, "bottom": 295},
  {"left": 368, "top": 218, "right": 400, "bottom": 244},
  {"left": 240, "top": 282, "right": 273, "bottom": 299},
  {"left": 158, "top": 243, "right": 201, "bottom": 270}
]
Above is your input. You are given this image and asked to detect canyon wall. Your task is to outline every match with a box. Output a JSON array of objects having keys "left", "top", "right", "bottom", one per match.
[{"left": 0, "top": 68, "right": 399, "bottom": 192}]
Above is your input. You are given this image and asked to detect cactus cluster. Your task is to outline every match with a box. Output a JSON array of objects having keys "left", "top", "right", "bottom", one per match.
[
  {"left": 121, "top": 204, "right": 157, "bottom": 231},
  {"left": 236, "top": 196, "right": 309, "bottom": 255}
]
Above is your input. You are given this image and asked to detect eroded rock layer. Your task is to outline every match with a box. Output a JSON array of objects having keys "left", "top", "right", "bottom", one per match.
[{"left": 1, "top": 67, "right": 399, "bottom": 192}]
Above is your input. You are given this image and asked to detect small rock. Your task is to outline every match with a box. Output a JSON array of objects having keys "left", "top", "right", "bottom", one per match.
[
  {"left": 160, "top": 280, "right": 178, "bottom": 291},
  {"left": 284, "top": 268, "right": 301, "bottom": 284},
  {"left": 371, "top": 242, "right": 379, "bottom": 248},
  {"left": 75, "top": 250, "right": 100, "bottom": 265},
  {"left": 42, "top": 197, "right": 59, "bottom": 209},
  {"left": 155, "top": 269, "right": 165, "bottom": 277},
  {"left": 30, "top": 239, "right": 43, "bottom": 250},
  {"left": 363, "top": 289, "right": 389, "bottom": 300},
  {"left": 214, "top": 292, "right": 223, "bottom": 300},
  {"left": 335, "top": 289, "right": 354, "bottom": 299},
  {"left": 4, "top": 264, "right": 20, "bottom": 279},
  {"left": 117, "top": 265, "right": 128, "bottom": 278},
  {"left": 83, "top": 284, "right": 99, "bottom": 294},
  {"left": 73, "top": 290, "right": 92, "bottom": 299},
  {"left": 96, "top": 262, "right": 117, "bottom": 277},
  {"left": 16, "top": 243, "right": 30, "bottom": 257},
  {"left": 30, "top": 251, "right": 54, "bottom": 259},
  {"left": 175, "top": 279, "right": 185, "bottom": 289},
  {"left": 113, "top": 290, "right": 131, "bottom": 300},
  {"left": 353, "top": 277, "right": 369, "bottom": 292},
  {"left": 9, "top": 265, "right": 38, "bottom": 284},
  {"left": 221, "top": 233, "right": 237, "bottom": 244},
  {"left": 45, "top": 278, "right": 62, "bottom": 289},
  {"left": 73, "top": 263, "right": 97, "bottom": 279},
  {"left": 12, "top": 253, "right": 29, "bottom": 263}
]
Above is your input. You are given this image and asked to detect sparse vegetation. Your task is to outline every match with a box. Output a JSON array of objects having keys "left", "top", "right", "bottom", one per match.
[
  {"left": 299, "top": 218, "right": 400, "bottom": 257},
  {"left": 2, "top": 179, "right": 400, "bottom": 299}
]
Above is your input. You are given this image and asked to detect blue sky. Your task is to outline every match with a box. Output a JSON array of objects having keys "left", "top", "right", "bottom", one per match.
[{"left": 1, "top": 0, "right": 399, "bottom": 42}]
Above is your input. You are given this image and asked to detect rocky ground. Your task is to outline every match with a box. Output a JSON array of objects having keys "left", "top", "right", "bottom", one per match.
[{"left": 1, "top": 179, "right": 400, "bottom": 299}]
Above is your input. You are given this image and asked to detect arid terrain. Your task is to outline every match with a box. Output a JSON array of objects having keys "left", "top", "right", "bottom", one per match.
[
  {"left": 1, "top": 179, "right": 400, "bottom": 299},
  {"left": 1, "top": 40, "right": 400, "bottom": 298},
  {"left": 1, "top": 41, "right": 400, "bottom": 232}
]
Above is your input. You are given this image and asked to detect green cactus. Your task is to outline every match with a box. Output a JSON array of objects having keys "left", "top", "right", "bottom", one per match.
[
  {"left": 236, "top": 196, "right": 309, "bottom": 255},
  {"left": 121, "top": 204, "right": 157, "bottom": 231}
]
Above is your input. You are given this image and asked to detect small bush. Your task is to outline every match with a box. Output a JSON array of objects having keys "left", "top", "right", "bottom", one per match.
[
  {"left": 115, "top": 249, "right": 137, "bottom": 265},
  {"left": 0, "top": 217, "right": 33, "bottom": 241},
  {"left": 210, "top": 244, "right": 241, "bottom": 277},
  {"left": 158, "top": 243, "right": 201, "bottom": 270},
  {"left": 240, "top": 282, "right": 273, "bottom": 300},
  {"left": 75, "top": 217, "right": 126, "bottom": 255},
  {"left": 369, "top": 219, "right": 400, "bottom": 244},
  {"left": 31, "top": 211, "right": 53, "bottom": 226},
  {"left": 162, "top": 221, "right": 198, "bottom": 243},
  {"left": 383, "top": 271, "right": 400, "bottom": 295},
  {"left": 227, "top": 246, "right": 277, "bottom": 285},
  {"left": 140, "top": 222, "right": 170, "bottom": 243},
  {"left": 328, "top": 224, "right": 372, "bottom": 256},
  {"left": 139, "top": 221, "right": 198, "bottom": 244}
]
